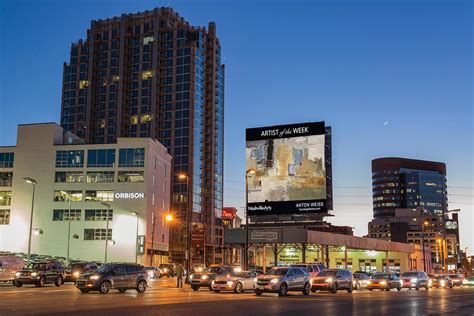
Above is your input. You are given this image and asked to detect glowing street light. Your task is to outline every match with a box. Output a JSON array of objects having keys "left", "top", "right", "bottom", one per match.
[
  {"left": 165, "top": 213, "right": 173, "bottom": 222},
  {"left": 23, "top": 177, "right": 37, "bottom": 261}
]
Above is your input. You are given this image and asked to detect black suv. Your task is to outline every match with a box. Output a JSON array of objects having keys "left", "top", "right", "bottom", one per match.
[
  {"left": 76, "top": 263, "right": 148, "bottom": 294},
  {"left": 14, "top": 260, "right": 65, "bottom": 287},
  {"left": 65, "top": 262, "right": 98, "bottom": 283}
]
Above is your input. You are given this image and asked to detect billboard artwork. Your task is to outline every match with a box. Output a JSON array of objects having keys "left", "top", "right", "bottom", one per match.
[{"left": 246, "top": 122, "right": 327, "bottom": 216}]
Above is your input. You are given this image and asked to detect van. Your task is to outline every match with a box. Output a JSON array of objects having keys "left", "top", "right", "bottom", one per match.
[{"left": 0, "top": 256, "right": 25, "bottom": 283}]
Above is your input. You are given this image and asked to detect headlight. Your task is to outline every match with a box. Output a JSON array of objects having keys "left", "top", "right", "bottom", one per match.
[
  {"left": 163, "top": 268, "right": 168, "bottom": 272},
  {"left": 201, "top": 275, "right": 208, "bottom": 280},
  {"left": 233, "top": 267, "right": 242, "bottom": 272},
  {"left": 89, "top": 275, "right": 99, "bottom": 280},
  {"left": 15, "top": 272, "right": 21, "bottom": 277},
  {"left": 428, "top": 280, "right": 433, "bottom": 286},
  {"left": 227, "top": 281, "right": 234, "bottom": 286},
  {"left": 367, "top": 281, "right": 372, "bottom": 284},
  {"left": 440, "top": 280, "right": 445, "bottom": 286},
  {"left": 254, "top": 278, "right": 258, "bottom": 282},
  {"left": 73, "top": 271, "right": 80, "bottom": 277},
  {"left": 380, "top": 281, "right": 386, "bottom": 285},
  {"left": 31, "top": 272, "right": 37, "bottom": 277},
  {"left": 410, "top": 278, "right": 417, "bottom": 283},
  {"left": 270, "top": 278, "right": 279, "bottom": 284},
  {"left": 190, "top": 274, "right": 194, "bottom": 279},
  {"left": 211, "top": 280, "right": 215, "bottom": 284},
  {"left": 462, "top": 279, "right": 468, "bottom": 284},
  {"left": 325, "top": 277, "right": 333, "bottom": 283}
]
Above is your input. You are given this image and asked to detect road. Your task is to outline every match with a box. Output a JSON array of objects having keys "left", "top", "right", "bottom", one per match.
[{"left": 0, "top": 278, "right": 473, "bottom": 315}]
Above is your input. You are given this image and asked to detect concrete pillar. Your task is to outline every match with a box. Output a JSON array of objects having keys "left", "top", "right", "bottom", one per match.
[
  {"left": 302, "top": 243, "right": 306, "bottom": 263},
  {"left": 274, "top": 243, "right": 278, "bottom": 267},
  {"left": 385, "top": 251, "right": 389, "bottom": 273},
  {"left": 325, "top": 246, "right": 330, "bottom": 268},
  {"left": 344, "top": 247, "right": 348, "bottom": 269},
  {"left": 320, "top": 245, "right": 325, "bottom": 265}
]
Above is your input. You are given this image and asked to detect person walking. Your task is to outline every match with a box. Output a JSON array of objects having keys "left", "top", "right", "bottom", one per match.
[{"left": 176, "top": 264, "right": 184, "bottom": 288}]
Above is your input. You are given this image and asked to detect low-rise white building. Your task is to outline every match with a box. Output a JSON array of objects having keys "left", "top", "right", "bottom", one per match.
[{"left": 0, "top": 123, "right": 172, "bottom": 265}]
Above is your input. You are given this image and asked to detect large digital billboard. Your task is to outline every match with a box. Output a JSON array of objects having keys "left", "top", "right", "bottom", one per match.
[{"left": 246, "top": 121, "right": 328, "bottom": 216}]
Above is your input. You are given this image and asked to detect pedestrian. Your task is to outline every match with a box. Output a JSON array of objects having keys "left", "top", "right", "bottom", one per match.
[{"left": 176, "top": 264, "right": 184, "bottom": 288}]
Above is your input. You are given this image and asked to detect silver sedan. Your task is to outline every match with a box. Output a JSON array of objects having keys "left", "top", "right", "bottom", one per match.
[{"left": 211, "top": 271, "right": 259, "bottom": 293}]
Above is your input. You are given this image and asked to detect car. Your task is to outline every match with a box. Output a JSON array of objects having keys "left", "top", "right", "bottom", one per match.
[
  {"left": 290, "top": 263, "right": 326, "bottom": 278},
  {"left": 158, "top": 263, "right": 175, "bottom": 277},
  {"left": 0, "top": 256, "right": 25, "bottom": 283},
  {"left": 311, "top": 269, "right": 354, "bottom": 293},
  {"left": 76, "top": 263, "right": 148, "bottom": 294},
  {"left": 400, "top": 271, "right": 430, "bottom": 290},
  {"left": 463, "top": 276, "right": 474, "bottom": 286},
  {"left": 189, "top": 265, "right": 233, "bottom": 291},
  {"left": 448, "top": 274, "right": 465, "bottom": 287},
  {"left": 145, "top": 266, "right": 160, "bottom": 279},
  {"left": 65, "top": 262, "right": 98, "bottom": 283},
  {"left": 13, "top": 260, "right": 65, "bottom": 287},
  {"left": 254, "top": 267, "right": 311, "bottom": 297},
  {"left": 432, "top": 275, "right": 454, "bottom": 289},
  {"left": 211, "top": 271, "right": 259, "bottom": 293},
  {"left": 353, "top": 272, "right": 371, "bottom": 290},
  {"left": 367, "top": 273, "right": 402, "bottom": 291}
]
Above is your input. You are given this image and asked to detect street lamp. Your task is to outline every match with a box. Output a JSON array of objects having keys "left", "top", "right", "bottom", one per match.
[
  {"left": 60, "top": 191, "right": 73, "bottom": 265},
  {"left": 131, "top": 212, "right": 139, "bottom": 263},
  {"left": 422, "top": 220, "right": 429, "bottom": 272},
  {"left": 23, "top": 177, "right": 37, "bottom": 261},
  {"left": 101, "top": 202, "right": 111, "bottom": 263},
  {"left": 177, "top": 172, "right": 192, "bottom": 273},
  {"left": 245, "top": 169, "right": 256, "bottom": 270}
]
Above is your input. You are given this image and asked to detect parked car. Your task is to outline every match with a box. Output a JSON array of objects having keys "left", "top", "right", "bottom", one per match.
[
  {"left": 158, "top": 264, "right": 175, "bottom": 277},
  {"left": 311, "top": 269, "right": 354, "bottom": 293},
  {"left": 14, "top": 260, "right": 65, "bottom": 287},
  {"left": 0, "top": 256, "right": 25, "bottom": 283},
  {"left": 400, "top": 271, "right": 430, "bottom": 290},
  {"left": 448, "top": 274, "right": 465, "bottom": 287},
  {"left": 290, "top": 263, "right": 326, "bottom": 278},
  {"left": 76, "top": 263, "right": 148, "bottom": 294},
  {"left": 65, "top": 262, "right": 98, "bottom": 283},
  {"left": 211, "top": 271, "right": 259, "bottom": 293},
  {"left": 367, "top": 273, "right": 402, "bottom": 291},
  {"left": 432, "top": 275, "right": 454, "bottom": 288},
  {"left": 145, "top": 266, "right": 160, "bottom": 279},
  {"left": 353, "top": 272, "right": 371, "bottom": 290},
  {"left": 254, "top": 267, "right": 311, "bottom": 296},
  {"left": 189, "top": 265, "right": 233, "bottom": 291}
]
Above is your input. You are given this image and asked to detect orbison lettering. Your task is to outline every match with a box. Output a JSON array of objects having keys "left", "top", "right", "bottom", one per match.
[{"left": 114, "top": 192, "right": 145, "bottom": 199}]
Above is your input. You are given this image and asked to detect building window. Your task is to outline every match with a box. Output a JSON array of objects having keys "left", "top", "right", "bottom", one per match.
[
  {"left": 55, "top": 171, "right": 84, "bottom": 183},
  {"left": 141, "top": 70, "right": 154, "bottom": 80},
  {"left": 143, "top": 36, "right": 154, "bottom": 45},
  {"left": 0, "top": 209, "right": 10, "bottom": 225},
  {"left": 87, "top": 149, "right": 116, "bottom": 167},
  {"left": 0, "top": 191, "right": 12, "bottom": 206},
  {"left": 84, "top": 209, "right": 113, "bottom": 221},
  {"left": 119, "top": 148, "right": 145, "bottom": 167},
  {"left": 85, "top": 190, "right": 114, "bottom": 202},
  {"left": 141, "top": 114, "right": 153, "bottom": 123},
  {"left": 86, "top": 171, "right": 115, "bottom": 183},
  {"left": 56, "top": 150, "right": 84, "bottom": 168},
  {"left": 54, "top": 190, "right": 83, "bottom": 202},
  {"left": 79, "top": 80, "right": 89, "bottom": 89},
  {"left": 0, "top": 152, "right": 14, "bottom": 168},
  {"left": 53, "top": 209, "right": 82, "bottom": 221},
  {"left": 84, "top": 228, "right": 112, "bottom": 240},
  {"left": 130, "top": 116, "right": 138, "bottom": 125},
  {"left": 0, "top": 172, "right": 13, "bottom": 187},
  {"left": 118, "top": 171, "right": 144, "bottom": 183}
]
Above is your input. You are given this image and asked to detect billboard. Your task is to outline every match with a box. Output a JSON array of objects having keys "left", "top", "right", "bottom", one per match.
[{"left": 246, "top": 121, "right": 328, "bottom": 216}]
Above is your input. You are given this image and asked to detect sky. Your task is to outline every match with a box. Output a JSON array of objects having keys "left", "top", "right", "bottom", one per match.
[{"left": 0, "top": 0, "right": 472, "bottom": 253}]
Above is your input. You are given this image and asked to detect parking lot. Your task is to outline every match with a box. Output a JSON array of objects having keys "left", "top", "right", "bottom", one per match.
[{"left": 1, "top": 277, "right": 473, "bottom": 315}]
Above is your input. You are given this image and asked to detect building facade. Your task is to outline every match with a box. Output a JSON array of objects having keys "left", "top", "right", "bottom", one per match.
[
  {"left": 0, "top": 123, "right": 171, "bottom": 265},
  {"left": 59, "top": 7, "right": 225, "bottom": 265},
  {"left": 372, "top": 157, "right": 447, "bottom": 219}
]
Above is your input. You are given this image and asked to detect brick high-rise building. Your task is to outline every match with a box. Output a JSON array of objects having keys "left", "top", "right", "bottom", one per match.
[{"left": 60, "top": 7, "right": 224, "bottom": 265}]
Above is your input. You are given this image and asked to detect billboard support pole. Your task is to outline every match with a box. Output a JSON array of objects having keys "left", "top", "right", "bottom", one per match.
[{"left": 245, "top": 169, "right": 256, "bottom": 270}]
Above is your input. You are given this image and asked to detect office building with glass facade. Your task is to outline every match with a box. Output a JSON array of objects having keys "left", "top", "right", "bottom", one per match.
[
  {"left": 0, "top": 123, "right": 171, "bottom": 265},
  {"left": 59, "top": 7, "right": 224, "bottom": 264}
]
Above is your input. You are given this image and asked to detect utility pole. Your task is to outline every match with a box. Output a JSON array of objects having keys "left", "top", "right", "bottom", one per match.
[{"left": 150, "top": 212, "right": 156, "bottom": 266}]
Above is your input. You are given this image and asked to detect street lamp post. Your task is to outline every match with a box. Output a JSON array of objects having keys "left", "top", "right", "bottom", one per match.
[
  {"left": 23, "top": 177, "right": 37, "bottom": 261},
  {"left": 66, "top": 199, "right": 72, "bottom": 264},
  {"left": 422, "top": 221, "right": 429, "bottom": 272},
  {"left": 178, "top": 173, "right": 192, "bottom": 275},
  {"left": 244, "top": 169, "right": 256, "bottom": 270},
  {"left": 101, "top": 202, "right": 111, "bottom": 263}
]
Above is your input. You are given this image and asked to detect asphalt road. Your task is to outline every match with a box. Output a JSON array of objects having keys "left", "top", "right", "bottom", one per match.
[{"left": 0, "top": 278, "right": 473, "bottom": 316}]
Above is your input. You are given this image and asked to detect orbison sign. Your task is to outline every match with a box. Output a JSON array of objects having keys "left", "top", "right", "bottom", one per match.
[{"left": 114, "top": 192, "right": 145, "bottom": 199}]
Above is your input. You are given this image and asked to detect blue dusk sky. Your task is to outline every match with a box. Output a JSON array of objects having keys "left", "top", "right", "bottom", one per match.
[{"left": 0, "top": 0, "right": 472, "bottom": 253}]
